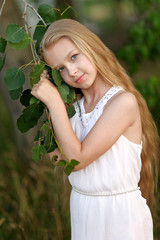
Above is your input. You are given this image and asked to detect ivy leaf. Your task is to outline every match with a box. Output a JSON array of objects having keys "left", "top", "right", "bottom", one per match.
[
  {"left": 29, "top": 96, "right": 38, "bottom": 105},
  {"left": 61, "top": 5, "right": 78, "bottom": 19},
  {"left": 17, "top": 115, "right": 37, "bottom": 133},
  {"left": 41, "top": 120, "right": 49, "bottom": 131},
  {"left": 0, "top": 54, "right": 5, "bottom": 72},
  {"left": 57, "top": 83, "right": 70, "bottom": 103},
  {"left": 67, "top": 87, "right": 76, "bottom": 103},
  {"left": 38, "top": 4, "right": 56, "bottom": 24},
  {"left": 0, "top": 37, "right": 7, "bottom": 53},
  {"left": 5, "top": 24, "right": 25, "bottom": 43},
  {"left": 9, "top": 87, "right": 23, "bottom": 100},
  {"left": 30, "top": 62, "right": 45, "bottom": 87},
  {"left": 57, "top": 160, "right": 67, "bottom": 167},
  {"left": 32, "top": 144, "right": 47, "bottom": 162},
  {"left": 17, "top": 102, "right": 45, "bottom": 133},
  {"left": 20, "top": 89, "right": 32, "bottom": 107},
  {"left": 8, "top": 33, "right": 30, "bottom": 49},
  {"left": 67, "top": 105, "right": 76, "bottom": 118},
  {"left": 33, "top": 20, "right": 46, "bottom": 41},
  {"left": 4, "top": 67, "right": 25, "bottom": 90},
  {"left": 21, "top": 102, "right": 44, "bottom": 122},
  {"left": 52, "top": 68, "right": 62, "bottom": 87},
  {"left": 51, "top": 155, "right": 58, "bottom": 163},
  {"left": 34, "top": 130, "right": 42, "bottom": 142},
  {"left": 64, "top": 165, "right": 74, "bottom": 176},
  {"left": 44, "top": 128, "right": 57, "bottom": 152},
  {"left": 69, "top": 159, "right": 79, "bottom": 167},
  {"left": 33, "top": 20, "right": 47, "bottom": 54}
]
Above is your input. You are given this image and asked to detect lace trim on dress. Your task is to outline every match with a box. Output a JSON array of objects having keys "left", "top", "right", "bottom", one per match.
[{"left": 74, "top": 85, "right": 123, "bottom": 127}]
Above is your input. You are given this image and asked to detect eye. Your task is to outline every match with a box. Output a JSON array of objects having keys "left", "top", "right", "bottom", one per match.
[
  {"left": 71, "top": 54, "right": 78, "bottom": 60},
  {"left": 58, "top": 67, "right": 64, "bottom": 72}
]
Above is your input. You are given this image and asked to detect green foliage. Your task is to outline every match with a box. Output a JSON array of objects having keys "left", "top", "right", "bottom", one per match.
[
  {"left": 8, "top": 32, "right": 30, "bottom": 49},
  {"left": 135, "top": 76, "right": 160, "bottom": 132},
  {"left": 17, "top": 101, "right": 45, "bottom": 133},
  {"left": 30, "top": 61, "right": 45, "bottom": 87},
  {"left": 117, "top": 1, "right": 160, "bottom": 74},
  {"left": 5, "top": 23, "right": 25, "bottom": 43},
  {"left": 37, "top": 4, "right": 57, "bottom": 23},
  {"left": 1, "top": 4, "right": 78, "bottom": 174},
  {"left": 52, "top": 68, "right": 62, "bottom": 86},
  {"left": 4, "top": 67, "right": 25, "bottom": 90},
  {"left": 0, "top": 37, "right": 7, "bottom": 71}
]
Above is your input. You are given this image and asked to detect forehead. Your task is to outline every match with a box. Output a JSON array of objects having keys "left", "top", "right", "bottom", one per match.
[
  {"left": 49, "top": 37, "right": 78, "bottom": 51},
  {"left": 43, "top": 37, "right": 79, "bottom": 67}
]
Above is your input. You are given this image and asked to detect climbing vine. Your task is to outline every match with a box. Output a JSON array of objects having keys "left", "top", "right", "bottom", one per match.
[{"left": 0, "top": 2, "right": 79, "bottom": 175}]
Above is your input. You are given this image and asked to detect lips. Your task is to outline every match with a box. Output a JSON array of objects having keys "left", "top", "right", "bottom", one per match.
[{"left": 75, "top": 74, "right": 85, "bottom": 83}]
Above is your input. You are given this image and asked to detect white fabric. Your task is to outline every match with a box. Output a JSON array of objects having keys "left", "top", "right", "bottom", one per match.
[{"left": 68, "top": 86, "right": 153, "bottom": 240}]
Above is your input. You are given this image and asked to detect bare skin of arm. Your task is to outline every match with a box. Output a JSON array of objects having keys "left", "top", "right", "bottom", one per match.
[{"left": 31, "top": 77, "right": 142, "bottom": 171}]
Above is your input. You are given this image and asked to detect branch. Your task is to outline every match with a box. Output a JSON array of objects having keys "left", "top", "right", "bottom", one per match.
[
  {"left": 0, "top": 0, "right": 6, "bottom": 18},
  {"left": 21, "top": 0, "right": 43, "bottom": 63},
  {"left": 22, "top": 0, "right": 47, "bottom": 27}
]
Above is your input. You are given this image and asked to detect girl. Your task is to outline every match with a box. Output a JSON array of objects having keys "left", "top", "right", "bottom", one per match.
[{"left": 31, "top": 19, "right": 159, "bottom": 240}]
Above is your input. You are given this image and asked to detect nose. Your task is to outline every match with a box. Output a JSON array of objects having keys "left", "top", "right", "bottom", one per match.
[{"left": 67, "top": 64, "right": 77, "bottom": 76}]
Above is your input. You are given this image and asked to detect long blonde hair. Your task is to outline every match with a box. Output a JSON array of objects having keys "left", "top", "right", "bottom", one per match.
[{"left": 40, "top": 19, "right": 159, "bottom": 207}]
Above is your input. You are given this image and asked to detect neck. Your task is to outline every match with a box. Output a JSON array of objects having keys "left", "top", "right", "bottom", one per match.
[
  {"left": 81, "top": 74, "right": 112, "bottom": 113},
  {"left": 82, "top": 76, "right": 111, "bottom": 103}
]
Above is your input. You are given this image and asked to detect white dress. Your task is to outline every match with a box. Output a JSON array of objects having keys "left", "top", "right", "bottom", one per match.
[{"left": 68, "top": 86, "right": 153, "bottom": 240}]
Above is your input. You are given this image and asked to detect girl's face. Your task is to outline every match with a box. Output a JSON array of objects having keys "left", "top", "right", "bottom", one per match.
[{"left": 43, "top": 37, "right": 98, "bottom": 89}]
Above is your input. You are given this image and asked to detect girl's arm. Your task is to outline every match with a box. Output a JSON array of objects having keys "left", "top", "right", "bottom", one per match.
[{"left": 31, "top": 76, "right": 140, "bottom": 171}]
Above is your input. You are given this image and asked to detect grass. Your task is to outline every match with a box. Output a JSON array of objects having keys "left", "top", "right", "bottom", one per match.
[{"left": 0, "top": 94, "right": 71, "bottom": 239}]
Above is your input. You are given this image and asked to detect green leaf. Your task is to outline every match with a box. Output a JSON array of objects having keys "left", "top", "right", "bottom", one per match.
[
  {"left": 57, "top": 160, "right": 67, "bottom": 167},
  {"left": 8, "top": 33, "right": 30, "bottom": 49},
  {"left": 41, "top": 120, "right": 49, "bottom": 131},
  {"left": 61, "top": 5, "right": 78, "bottom": 19},
  {"left": 9, "top": 87, "right": 23, "bottom": 100},
  {"left": 52, "top": 68, "right": 62, "bottom": 86},
  {"left": 29, "top": 96, "right": 38, "bottom": 105},
  {"left": 17, "top": 115, "right": 37, "bottom": 133},
  {"left": 67, "top": 104, "right": 76, "bottom": 118},
  {"left": 44, "top": 128, "right": 57, "bottom": 152},
  {"left": 5, "top": 24, "right": 25, "bottom": 43},
  {"left": 0, "top": 37, "right": 7, "bottom": 53},
  {"left": 21, "top": 102, "right": 44, "bottom": 122},
  {"left": 30, "top": 62, "right": 45, "bottom": 87},
  {"left": 4, "top": 67, "right": 25, "bottom": 90},
  {"left": 17, "top": 102, "right": 45, "bottom": 133},
  {"left": 20, "top": 89, "right": 32, "bottom": 107},
  {"left": 57, "top": 83, "right": 70, "bottom": 103},
  {"left": 33, "top": 21, "right": 46, "bottom": 41},
  {"left": 0, "top": 54, "right": 5, "bottom": 72},
  {"left": 34, "top": 130, "right": 42, "bottom": 141},
  {"left": 38, "top": 4, "right": 55, "bottom": 24},
  {"left": 32, "top": 144, "right": 47, "bottom": 162},
  {"left": 64, "top": 165, "right": 74, "bottom": 176},
  {"left": 69, "top": 159, "right": 79, "bottom": 167},
  {"left": 51, "top": 155, "right": 58, "bottom": 163},
  {"left": 67, "top": 87, "right": 76, "bottom": 103}
]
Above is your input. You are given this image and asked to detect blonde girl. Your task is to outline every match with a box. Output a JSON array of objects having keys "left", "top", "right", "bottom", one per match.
[{"left": 31, "top": 19, "right": 159, "bottom": 240}]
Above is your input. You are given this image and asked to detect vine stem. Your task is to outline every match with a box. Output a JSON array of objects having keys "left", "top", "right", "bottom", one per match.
[
  {"left": 45, "top": 108, "right": 70, "bottom": 162},
  {"left": 22, "top": 0, "right": 39, "bottom": 63},
  {"left": 22, "top": 0, "right": 47, "bottom": 27},
  {"left": 0, "top": 0, "right": 6, "bottom": 17}
]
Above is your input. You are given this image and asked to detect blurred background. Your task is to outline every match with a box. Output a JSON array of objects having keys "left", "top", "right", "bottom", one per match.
[{"left": 0, "top": 0, "right": 160, "bottom": 239}]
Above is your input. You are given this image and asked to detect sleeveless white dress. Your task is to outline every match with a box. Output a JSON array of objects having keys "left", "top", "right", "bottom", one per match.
[{"left": 68, "top": 86, "right": 153, "bottom": 240}]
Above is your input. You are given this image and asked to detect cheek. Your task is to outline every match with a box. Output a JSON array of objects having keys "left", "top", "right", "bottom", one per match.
[{"left": 60, "top": 70, "right": 70, "bottom": 83}]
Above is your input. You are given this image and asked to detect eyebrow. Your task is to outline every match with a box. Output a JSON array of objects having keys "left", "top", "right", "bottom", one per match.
[{"left": 54, "top": 49, "right": 77, "bottom": 69}]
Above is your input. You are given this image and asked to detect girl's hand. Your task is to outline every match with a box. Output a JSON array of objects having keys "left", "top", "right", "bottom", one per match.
[{"left": 31, "top": 70, "right": 58, "bottom": 107}]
